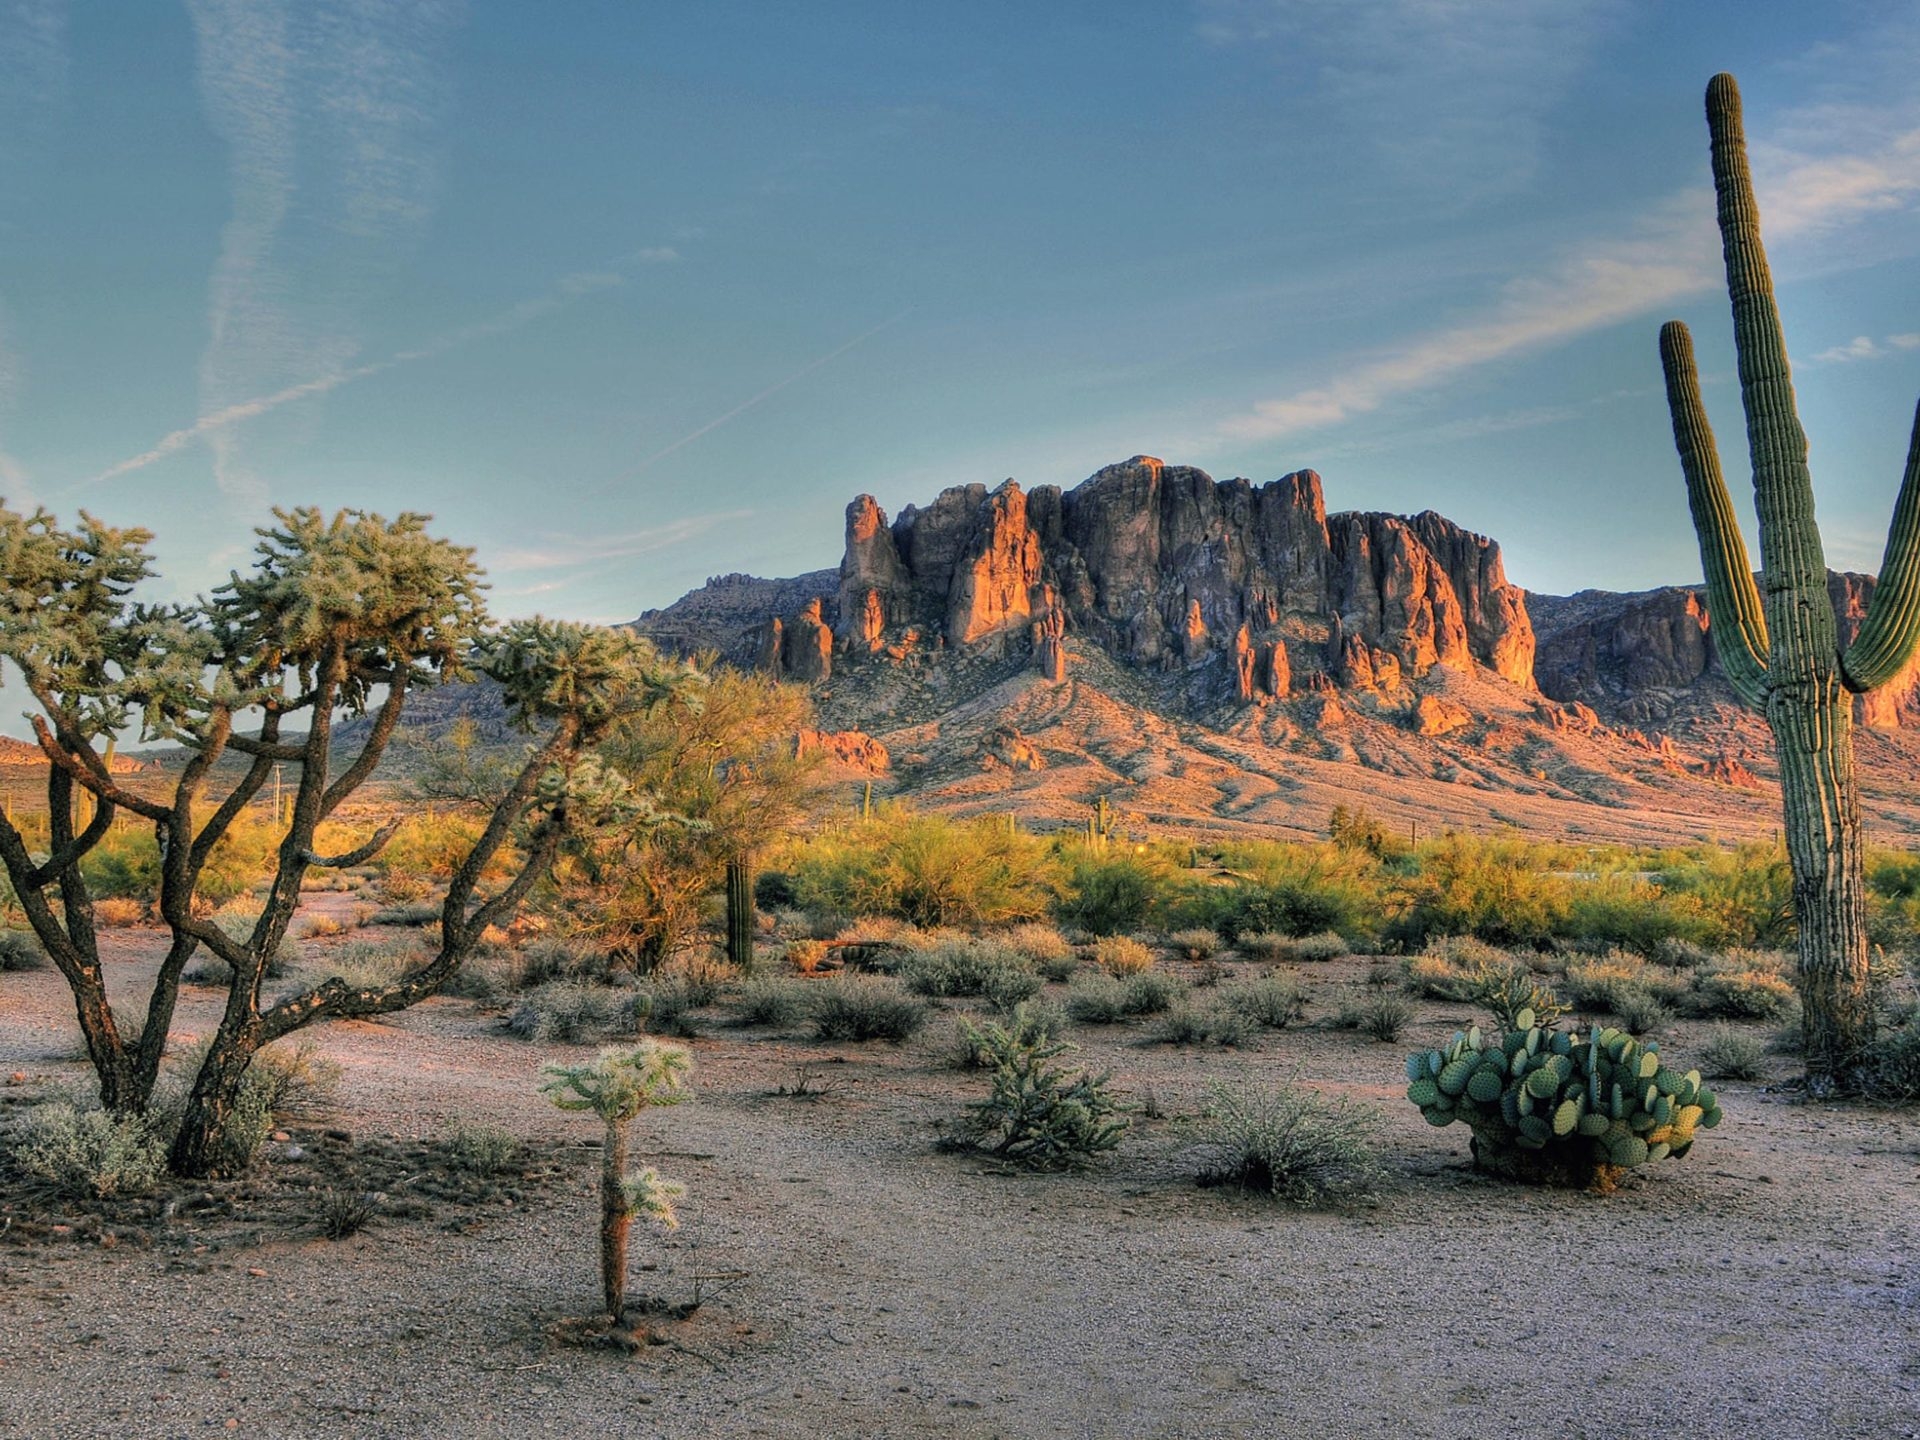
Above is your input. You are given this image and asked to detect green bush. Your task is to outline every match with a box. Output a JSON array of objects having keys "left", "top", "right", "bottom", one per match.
[
  {"left": 1681, "top": 955, "right": 1798, "bottom": 1020},
  {"left": 1405, "top": 1016, "right": 1721, "bottom": 1186},
  {"left": 12, "top": 1103, "right": 169, "bottom": 1198},
  {"left": 1064, "top": 974, "right": 1129, "bottom": 1025},
  {"left": 1056, "top": 851, "right": 1170, "bottom": 936},
  {"left": 1859, "top": 1021, "right": 1920, "bottom": 1102},
  {"left": 1386, "top": 833, "right": 1569, "bottom": 950},
  {"left": 1206, "top": 841, "right": 1386, "bottom": 943},
  {"left": 1222, "top": 973, "right": 1309, "bottom": 1030},
  {"left": 1197, "top": 1080, "right": 1384, "bottom": 1206},
  {"left": 785, "top": 811, "right": 1056, "bottom": 928},
  {"left": 811, "top": 976, "right": 929, "bottom": 1042},
  {"left": 953, "top": 1001, "right": 1065, "bottom": 1069},
  {"left": 1340, "top": 994, "right": 1412, "bottom": 1043},
  {"left": 947, "top": 1020, "right": 1126, "bottom": 1168}
]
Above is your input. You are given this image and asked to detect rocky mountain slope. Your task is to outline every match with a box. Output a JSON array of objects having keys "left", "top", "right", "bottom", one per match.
[{"left": 632, "top": 456, "right": 1920, "bottom": 845}]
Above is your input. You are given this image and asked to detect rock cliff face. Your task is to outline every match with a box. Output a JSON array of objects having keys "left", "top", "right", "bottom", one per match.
[
  {"left": 751, "top": 456, "right": 1535, "bottom": 706},
  {"left": 1529, "top": 572, "right": 1920, "bottom": 729}
]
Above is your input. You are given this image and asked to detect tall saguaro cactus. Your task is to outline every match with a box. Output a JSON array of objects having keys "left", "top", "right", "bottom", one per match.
[{"left": 1660, "top": 73, "right": 1920, "bottom": 1090}]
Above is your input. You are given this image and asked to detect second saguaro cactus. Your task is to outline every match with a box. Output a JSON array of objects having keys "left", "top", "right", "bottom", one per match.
[{"left": 1659, "top": 73, "right": 1920, "bottom": 1089}]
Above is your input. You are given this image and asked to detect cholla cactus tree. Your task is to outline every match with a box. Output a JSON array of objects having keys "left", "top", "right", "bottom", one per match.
[
  {"left": 542, "top": 1041, "right": 691, "bottom": 1323},
  {"left": 1658, "top": 74, "right": 1920, "bottom": 1090},
  {"left": 0, "top": 503, "right": 705, "bottom": 1174}
]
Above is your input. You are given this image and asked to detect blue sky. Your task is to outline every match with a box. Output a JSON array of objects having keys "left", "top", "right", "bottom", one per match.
[{"left": 2, "top": 1, "right": 1918, "bottom": 623}]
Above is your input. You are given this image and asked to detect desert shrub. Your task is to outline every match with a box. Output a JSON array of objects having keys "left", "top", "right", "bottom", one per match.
[
  {"left": 370, "top": 902, "right": 440, "bottom": 927},
  {"left": 1002, "top": 922, "right": 1075, "bottom": 970},
  {"left": 1386, "top": 833, "right": 1570, "bottom": 950},
  {"left": 1197, "top": 1080, "right": 1384, "bottom": 1206},
  {"left": 898, "top": 939, "right": 1042, "bottom": 1009},
  {"left": 0, "top": 930, "right": 45, "bottom": 971},
  {"left": 654, "top": 950, "right": 736, "bottom": 1007},
  {"left": 1610, "top": 986, "right": 1672, "bottom": 1037},
  {"left": 80, "top": 817, "right": 274, "bottom": 910},
  {"left": 519, "top": 937, "right": 618, "bottom": 989},
  {"left": 1699, "top": 1025, "right": 1768, "bottom": 1081},
  {"left": 754, "top": 870, "right": 798, "bottom": 910},
  {"left": 1223, "top": 973, "right": 1309, "bottom": 1029},
  {"left": 299, "top": 915, "right": 349, "bottom": 940},
  {"left": 1285, "top": 931, "right": 1349, "bottom": 962},
  {"left": 1563, "top": 952, "right": 1648, "bottom": 1011},
  {"left": 1366, "top": 959, "right": 1398, "bottom": 989},
  {"left": 1056, "top": 849, "right": 1181, "bottom": 936},
  {"left": 1327, "top": 804, "right": 1407, "bottom": 862},
  {"left": 811, "top": 976, "right": 929, "bottom": 1042},
  {"left": 1152, "top": 1004, "right": 1252, "bottom": 1047},
  {"left": 442, "top": 1122, "right": 521, "bottom": 1177},
  {"left": 1064, "top": 974, "right": 1128, "bottom": 1025},
  {"left": 248, "top": 1041, "right": 342, "bottom": 1119},
  {"left": 1092, "top": 935, "right": 1155, "bottom": 976},
  {"left": 783, "top": 939, "right": 829, "bottom": 974},
  {"left": 953, "top": 1000, "right": 1066, "bottom": 1069},
  {"left": 1205, "top": 840, "right": 1386, "bottom": 944},
  {"left": 506, "top": 981, "right": 642, "bottom": 1044},
  {"left": 1858, "top": 1022, "right": 1920, "bottom": 1102},
  {"left": 733, "top": 975, "right": 814, "bottom": 1029},
  {"left": 436, "top": 944, "right": 526, "bottom": 1000},
  {"left": 1235, "top": 931, "right": 1291, "bottom": 961},
  {"left": 1654, "top": 841, "right": 1794, "bottom": 949},
  {"left": 1120, "top": 970, "right": 1185, "bottom": 1016},
  {"left": 319, "top": 1188, "right": 379, "bottom": 1239},
  {"left": 1166, "top": 928, "right": 1221, "bottom": 962},
  {"left": 947, "top": 1021, "right": 1126, "bottom": 1168},
  {"left": 1343, "top": 994, "right": 1412, "bottom": 1043},
  {"left": 787, "top": 810, "right": 1056, "bottom": 928},
  {"left": 320, "top": 939, "right": 416, "bottom": 991},
  {"left": 11, "top": 1103, "right": 170, "bottom": 1198},
  {"left": 91, "top": 897, "right": 147, "bottom": 927},
  {"left": 1403, "top": 952, "right": 1476, "bottom": 1002},
  {"left": 1682, "top": 957, "right": 1798, "bottom": 1021},
  {"left": 1404, "top": 1019, "right": 1721, "bottom": 1186}
]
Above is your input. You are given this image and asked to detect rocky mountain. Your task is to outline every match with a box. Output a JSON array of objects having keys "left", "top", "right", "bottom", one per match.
[{"left": 628, "top": 457, "right": 1920, "bottom": 845}]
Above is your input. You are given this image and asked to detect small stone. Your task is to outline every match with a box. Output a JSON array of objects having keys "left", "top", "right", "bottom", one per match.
[
  {"left": 270, "top": 1131, "right": 291, "bottom": 1144},
  {"left": 246, "top": 1267, "right": 266, "bottom": 1277},
  {"left": 6, "top": 1072, "right": 26, "bottom": 1085}
]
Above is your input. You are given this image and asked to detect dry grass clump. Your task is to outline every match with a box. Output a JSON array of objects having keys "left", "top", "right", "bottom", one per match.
[
  {"left": 92, "top": 897, "right": 147, "bottom": 928},
  {"left": 506, "top": 981, "right": 643, "bottom": 1044},
  {"left": 732, "top": 975, "right": 814, "bottom": 1029},
  {"left": 1681, "top": 953, "right": 1798, "bottom": 1020},
  {"left": 1222, "top": 973, "right": 1309, "bottom": 1030},
  {"left": 0, "top": 930, "right": 46, "bottom": 971},
  {"left": 1151, "top": 1004, "right": 1253, "bottom": 1048},
  {"left": 10, "top": 1103, "right": 169, "bottom": 1199},
  {"left": 1699, "top": 1024, "right": 1768, "bottom": 1081},
  {"left": 1166, "top": 928, "right": 1222, "bottom": 962},
  {"left": 1336, "top": 994, "right": 1413, "bottom": 1043},
  {"left": 897, "top": 939, "right": 1042, "bottom": 1009},
  {"left": 1001, "top": 922, "right": 1075, "bottom": 969},
  {"left": 1196, "top": 1080, "right": 1384, "bottom": 1207},
  {"left": 1092, "top": 935, "right": 1154, "bottom": 977}
]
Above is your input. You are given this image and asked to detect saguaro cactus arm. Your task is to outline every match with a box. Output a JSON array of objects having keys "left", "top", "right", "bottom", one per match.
[
  {"left": 1841, "top": 400, "right": 1920, "bottom": 691},
  {"left": 1704, "top": 72, "right": 1839, "bottom": 671},
  {"left": 1659, "top": 319, "right": 1771, "bottom": 708}
]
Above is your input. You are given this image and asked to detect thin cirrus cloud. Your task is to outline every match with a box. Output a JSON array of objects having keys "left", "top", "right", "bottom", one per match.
[
  {"left": 75, "top": 259, "right": 673, "bottom": 494},
  {"left": 1219, "top": 107, "right": 1920, "bottom": 445},
  {"left": 488, "top": 510, "right": 756, "bottom": 575},
  {"left": 1196, "top": 0, "right": 1621, "bottom": 202},
  {"left": 185, "top": 0, "right": 461, "bottom": 506}
]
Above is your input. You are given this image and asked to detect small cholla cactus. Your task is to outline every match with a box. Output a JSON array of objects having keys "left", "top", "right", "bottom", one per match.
[{"left": 542, "top": 1041, "right": 691, "bottom": 1322}]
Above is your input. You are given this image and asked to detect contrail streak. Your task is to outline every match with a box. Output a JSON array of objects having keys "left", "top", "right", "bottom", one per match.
[{"left": 587, "top": 310, "right": 910, "bottom": 497}]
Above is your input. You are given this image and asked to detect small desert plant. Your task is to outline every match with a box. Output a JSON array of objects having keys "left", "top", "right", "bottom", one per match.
[
  {"left": 1349, "top": 994, "right": 1413, "bottom": 1043},
  {"left": 248, "top": 1040, "right": 343, "bottom": 1119},
  {"left": 1699, "top": 1025, "right": 1768, "bottom": 1081},
  {"left": 732, "top": 975, "right": 813, "bottom": 1029},
  {"left": 953, "top": 1000, "right": 1065, "bottom": 1069},
  {"left": 1235, "top": 931, "right": 1292, "bottom": 961},
  {"left": 1120, "top": 970, "right": 1185, "bottom": 1016},
  {"left": 1167, "top": 928, "right": 1222, "bottom": 962},
  {"left": 0, "top": 930, "right": 45, "bottom": 971},
  {"left": 318, "top": 1188, "right": 379, "bottom": 1240},
  {"left": 321, "top": 938, "right": 416, "bottom": 991},
  {"left": 1563, "top": 952, "right": 1649, "bottom": 1013},
  {"left": 542, "top": 1042, "right": 690, "bottom": 1323},
  {"left": 1472, "top": 958, "right": 1569, "bottom": 1032},
  {"left": 1284, "top": 931, "right": 1350, "bottom": 962},
  {"left": 92, "top": 897, "right": 147, "bottom": 928},
  {"left": 1197, "top": 1080, "right": 1384, "bottom": 1206},
  {"left": 369, "top": 902, "right": 440, "bottom": 927},
  {"left": 1002, "top": 922, "right": 1075, "bottom": 971},
  {"left": 947, "top": 1023, "right": 1126, "bottom": 1168},
  {"left": 1683, "top": 961, "right": 1798, "bottom": 1021},
  {"left": 299, "top": 914, "right": 349, "bottom": 939},
  {"left": 1858, "top": 1021, "right": 1920, "bottom": 1102},
  {"left": 1152, "top": 1004, "right": 1252, "bottom": 1047},
  {"left": 11, "top": 1103, "right": 169, "bottom": 1199},
  {"left": 1064, "top": 974, "right": 1129, "bottom": 1025},
  {"left": 811, "top": 976, "right": 929, "bottom": 1042},
  {"left": 1092, "top": 935, "right": 1155, "bottom": 976},
  {"left": 443, "top": 1121, "right": 522, "bottom": 1177},
  {"left": 507, "top": 981, "right": 642, "bottom": 1044},
  {"left": 1223, "top": 973, "right": 1309, "bottom": 1030},
  {"left": 898, "top": 939, "right": 1042, "bottom": 1009},
  {"left": 1402, "top": 953, "right": 1477, "bottom": 1003},
  {"left": 519, "top": 937, "right": 618, "bottom": 989},
  {"left": 1365, "top": 959, "right": 1398, "bottom": 990},
  {"left": 1610, "top": 986, "right": 1673, "bottom": 1037}
]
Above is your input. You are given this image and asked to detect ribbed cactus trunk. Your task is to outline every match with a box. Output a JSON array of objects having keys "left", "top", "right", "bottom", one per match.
[
  {"left": 1660, "top": 74, "right": 1920, "bottom": 1092},
  {"left": 725, "top": 856, "right": 754, "bottom": 971}
]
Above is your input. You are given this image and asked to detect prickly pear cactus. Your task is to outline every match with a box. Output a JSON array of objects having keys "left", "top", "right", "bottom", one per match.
[{"left": 1404, "top": 1009, "right": 1722, "bottom": 1188}]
